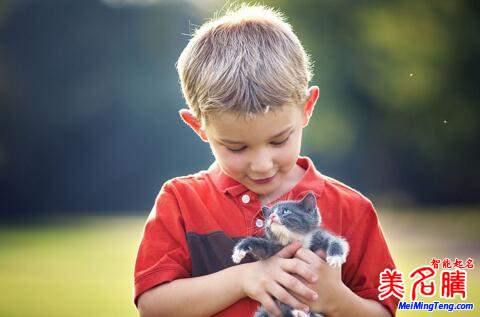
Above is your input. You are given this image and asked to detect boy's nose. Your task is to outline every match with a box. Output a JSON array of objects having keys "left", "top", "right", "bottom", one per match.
[{"left": 249, "top": 158, "right": 274, "bottom": 175}]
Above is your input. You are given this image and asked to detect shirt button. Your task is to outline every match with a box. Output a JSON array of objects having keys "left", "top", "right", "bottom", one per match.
[
  {"left": 255, "top": 219, "right": 264, "bottom": 228},
  {"left": 241, "top": 194, "right": 250, "bottom": 204}
]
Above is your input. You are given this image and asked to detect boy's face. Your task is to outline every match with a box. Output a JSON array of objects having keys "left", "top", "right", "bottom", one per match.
[
  {"left": 180, "top": 86, "right": 319, "bottom": 198},
  {"left": 205, "top": 105, "right": 304, "bottom": 196}
]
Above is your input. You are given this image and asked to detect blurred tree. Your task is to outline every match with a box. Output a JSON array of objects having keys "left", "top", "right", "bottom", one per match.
[
  {"left": 265, "top": 0, "right": 480, "bottom": 204},
  {"left": 0, "top": 0, "right": 479, "bottom": 220}
]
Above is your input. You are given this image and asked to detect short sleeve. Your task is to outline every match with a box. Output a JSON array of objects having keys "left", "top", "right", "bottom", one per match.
[
  {"left": 342, "top": 201, "right": 399, "bottom": 316},
  {"left": 133, "top": 185, "right": 192, "bottom": 307}
]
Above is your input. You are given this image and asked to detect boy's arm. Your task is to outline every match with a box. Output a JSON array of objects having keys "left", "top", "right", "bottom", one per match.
[
  {"left": 138, "top": 242, "right": 318, "bottom": 317},
  {"left": 138, "top": 263, "right": 246, "bottom": 317}
]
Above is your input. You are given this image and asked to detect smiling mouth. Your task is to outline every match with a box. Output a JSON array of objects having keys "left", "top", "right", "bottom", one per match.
[{"left": 250, "top": 174, "right": 276, "bottom": 184}]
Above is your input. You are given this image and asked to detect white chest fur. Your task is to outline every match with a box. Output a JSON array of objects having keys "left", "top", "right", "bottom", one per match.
[{"left": 270, "top": 223, "right": 315, "bottom": 248}]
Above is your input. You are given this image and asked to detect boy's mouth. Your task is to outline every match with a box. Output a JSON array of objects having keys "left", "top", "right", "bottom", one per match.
[{"left": 249, "top": 174, "right": 276, "bottom": 184}]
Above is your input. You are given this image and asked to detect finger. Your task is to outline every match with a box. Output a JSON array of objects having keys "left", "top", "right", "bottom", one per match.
[
  {"left": 295, "top": 248, "right": 326, "bottom": 265},
  {"left": 276, "top": 242, "right": 303, "bottom": 259},
  {"left": 267, "top": 281, "right": 311, "bottom": 312},
  {"left": 281, "top": 258, "right": 318, "bottom": 284},
  {"left": 294, "top": 248, "right": 321, "bottom": 265},
  {"left": 291, "top": 272, "right": 308, "bottom": 284},
  {"left": 277, "top": 270, "right": 318, "bottom": 302},
  {"left": 314, "top": 250, "right": 326, "bottom": 261},
  {"left": 258, "top": 292, "right": 282, "bottom": 317}
]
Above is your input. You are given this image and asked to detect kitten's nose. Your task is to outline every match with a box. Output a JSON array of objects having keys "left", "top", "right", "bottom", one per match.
[{"left": 269, "top": 213, "right": 279, "bottom": 223}]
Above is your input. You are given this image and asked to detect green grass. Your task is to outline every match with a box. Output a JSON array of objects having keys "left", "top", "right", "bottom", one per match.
[
  {"left": 0, "top": 216, "right": 144, "bottom": 317},
  {"left": 0, "top": 207, "right": 478, "bottom": 316}
]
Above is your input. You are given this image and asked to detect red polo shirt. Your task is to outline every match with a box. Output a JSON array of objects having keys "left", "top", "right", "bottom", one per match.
[{"left": 133, "top": 156, "right": 399, "bottom": 316}]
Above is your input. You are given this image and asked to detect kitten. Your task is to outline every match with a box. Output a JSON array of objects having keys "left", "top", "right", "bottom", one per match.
[{"left": 231, "top": 192, "right": 349, "bottom": 317}]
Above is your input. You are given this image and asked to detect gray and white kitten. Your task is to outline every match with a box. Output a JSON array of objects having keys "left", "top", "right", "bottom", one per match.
[{"left": 231, "top": 192, "right": 349, "bottom": 317}]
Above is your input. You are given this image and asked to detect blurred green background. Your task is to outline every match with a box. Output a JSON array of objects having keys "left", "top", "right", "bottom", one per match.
[{"left": 0, "top": 0, "right": 478, "bottom": 316}]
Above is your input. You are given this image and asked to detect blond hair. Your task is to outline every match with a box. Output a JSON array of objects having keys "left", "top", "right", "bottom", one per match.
[{"left": 176, "top": 3, "right": 313, "bottom": 124}]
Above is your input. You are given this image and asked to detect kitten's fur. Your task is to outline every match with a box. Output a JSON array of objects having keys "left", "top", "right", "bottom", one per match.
[{"left": 232, "top": 192, "right": 349, "bottom": 317}]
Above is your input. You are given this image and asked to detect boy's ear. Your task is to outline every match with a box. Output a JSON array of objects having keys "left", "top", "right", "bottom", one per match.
[
  {"left": 302, "top": 86, "right": 320, "bottom": 127},
  {"left": 179, "top": 108, "right": 208, "bottom": 142}
]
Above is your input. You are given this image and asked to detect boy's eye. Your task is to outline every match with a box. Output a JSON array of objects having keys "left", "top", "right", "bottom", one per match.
[
  {"left": 224, "top": 134, "right": 290, "bottom": 152},
  {"left": 226, "top": 146, "right": 246, "bottom": 152},
  {"left": 271, "top": 136, "right": 289, "bottom": 146}
]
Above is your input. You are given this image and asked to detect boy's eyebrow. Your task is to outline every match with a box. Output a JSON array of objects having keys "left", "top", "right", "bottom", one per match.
[{"left": 219, "top": 126, "right": 294, "bottom": 144}]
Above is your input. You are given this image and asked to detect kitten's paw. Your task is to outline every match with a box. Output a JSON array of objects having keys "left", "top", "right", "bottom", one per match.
[
  {"left": 326, "top": 254, "right": 347, "bottom": 268},
  {"left": 232, "top": 247, "right": 247, "bottom": 264},
  {"left": 291, "top": 309, "right": 310, "bottom": 317},
  {"left": 232, "top": 241, "right": 252, "bottom": 264}
]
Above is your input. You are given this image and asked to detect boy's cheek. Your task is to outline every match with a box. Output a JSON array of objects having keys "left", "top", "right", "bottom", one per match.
[
  {"left": 219, "top": 151, "right": 244, "bottom": 168},
  {"left": 211, "top": 145, "right": 234, "bottom": 165},
  {"left": 280, "top": 142, "right": 302, "bottom": 168},
  {"left": 215, "top": 150, "right": 245, "bottom": 175}
]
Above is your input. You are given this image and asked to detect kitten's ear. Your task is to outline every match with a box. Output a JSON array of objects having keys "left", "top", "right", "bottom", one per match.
[
  {"left": 300, "top": 192, "right": 317, "bottom": 212},
  {"left": 262, "top": 206, "right": 271, "bottom": 218}
]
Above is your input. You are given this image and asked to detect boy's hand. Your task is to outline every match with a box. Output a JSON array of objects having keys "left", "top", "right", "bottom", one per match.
[
  {"left": 291, "top": 248, "right": 349, "bottom": 316},
  {"left": 239, "top": 242, "right": 320, "bottom": 317}
]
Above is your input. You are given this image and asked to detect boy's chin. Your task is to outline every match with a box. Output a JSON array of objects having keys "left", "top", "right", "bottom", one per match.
[{"left": 246, "top": 182, "right": 277, "bottom": 196}]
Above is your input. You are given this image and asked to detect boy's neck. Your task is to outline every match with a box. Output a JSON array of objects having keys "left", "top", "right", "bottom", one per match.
[{"left": 258, "top": 163, "right": 306, "bottom": 205}]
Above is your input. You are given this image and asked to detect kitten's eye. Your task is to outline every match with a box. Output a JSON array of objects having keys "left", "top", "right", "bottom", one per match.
[{"left": 282, "top": 209, "right": 291, "bottom": 215}]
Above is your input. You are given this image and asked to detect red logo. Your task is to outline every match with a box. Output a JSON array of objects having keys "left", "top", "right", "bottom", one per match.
[
  {"left": 378, "top": 268, "right": 405, "bottom": 300},
  {"left": 378, "top": 258, "right": 474, "bottom": 301},
  {"left": 409, "top": 266, "right": 436, "bottom": 301}
]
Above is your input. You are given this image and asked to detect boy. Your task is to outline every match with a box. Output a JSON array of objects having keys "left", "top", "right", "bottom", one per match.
[{"left": 134, "top": 4, "right": 398, "bottom": 317}]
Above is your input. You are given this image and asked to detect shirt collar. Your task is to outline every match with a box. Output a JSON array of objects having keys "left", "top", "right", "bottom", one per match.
[{"left": 207, "top": 156, "right": 325, "bottom": 199}]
